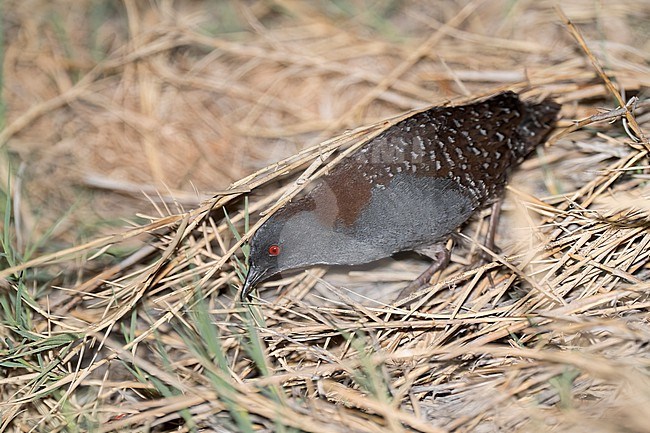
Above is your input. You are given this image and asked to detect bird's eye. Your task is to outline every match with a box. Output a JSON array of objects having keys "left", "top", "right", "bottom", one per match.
[{"left": 268, "top": 245, "right": 281, "bottom": 256}]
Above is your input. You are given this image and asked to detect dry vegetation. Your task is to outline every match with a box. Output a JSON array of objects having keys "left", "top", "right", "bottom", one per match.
[{"left": 1, "top": 1, "right": 650, "bottom": 432}]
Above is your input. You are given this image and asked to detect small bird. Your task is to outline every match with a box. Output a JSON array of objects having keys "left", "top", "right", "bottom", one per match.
[{"left": 241, "top": 91, "right": 560, "bottom": 301}]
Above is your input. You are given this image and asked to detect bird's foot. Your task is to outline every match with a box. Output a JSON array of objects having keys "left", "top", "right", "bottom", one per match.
[{"left": 396, "top": 243, "right": 450, "bottom": 300}]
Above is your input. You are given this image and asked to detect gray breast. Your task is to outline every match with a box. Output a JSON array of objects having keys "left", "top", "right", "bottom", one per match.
[{"left": 349, "top": 174, "right": 474, "bottom": 254}]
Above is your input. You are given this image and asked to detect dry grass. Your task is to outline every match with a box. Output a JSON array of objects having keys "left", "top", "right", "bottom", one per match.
[{"left": 1, "top": 1, "right": 650, "bottom": 432}]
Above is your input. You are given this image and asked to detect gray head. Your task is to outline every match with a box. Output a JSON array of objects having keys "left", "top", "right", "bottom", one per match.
[
  {"left": 241, "top": 204, "right": 332, "bottom": 300},
  {"left": 241, "top": 213, "right": 293, "bottom": 300},
  {"left": 240, "top": 200, "right": 387, "bottom": 300}
]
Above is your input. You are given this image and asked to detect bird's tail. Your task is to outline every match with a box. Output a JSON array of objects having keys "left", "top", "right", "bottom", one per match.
[{"left": 514, "top": 97, "right": 561, "bottom": 159}]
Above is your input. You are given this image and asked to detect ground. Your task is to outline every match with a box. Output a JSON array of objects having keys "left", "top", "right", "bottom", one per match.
[{"left": 1, "top": 1, "right": 649, "bottom": 432}]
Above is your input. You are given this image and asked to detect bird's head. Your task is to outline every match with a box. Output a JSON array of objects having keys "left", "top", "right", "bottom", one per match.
[
  {"left": 241, "top": 217, "right": 286, "bottom": 300},
  {"left": 241, "top": 208, "right": 330, "bottom": 301}
]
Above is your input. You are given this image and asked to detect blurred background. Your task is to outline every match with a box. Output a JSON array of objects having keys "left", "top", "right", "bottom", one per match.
[
  {"left": 2, "top": 2, "right": 650, "bottom": 432},
  {"left": 3, "top": 0, "right": 647, "bottom": 249}
]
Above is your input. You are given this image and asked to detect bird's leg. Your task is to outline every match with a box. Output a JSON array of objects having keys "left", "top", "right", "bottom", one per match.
[
  {"left": 479, "top": 200, "right": 504, "bottom": 291},
  {"left": 397, "top": 242, "right": 450, "bottom": 299},
  {"left": 482, "top": 200, "right": 502, "bottom": 262}
]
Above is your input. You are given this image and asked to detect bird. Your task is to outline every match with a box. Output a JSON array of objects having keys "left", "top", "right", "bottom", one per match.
[{"left": 241, "top": 91, "right": 561, "bottom": 301}]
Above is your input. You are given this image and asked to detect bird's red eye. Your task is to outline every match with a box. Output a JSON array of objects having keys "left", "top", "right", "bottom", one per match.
[{"left": 268, "top": 245, "right": 281, "bottom": 256}]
